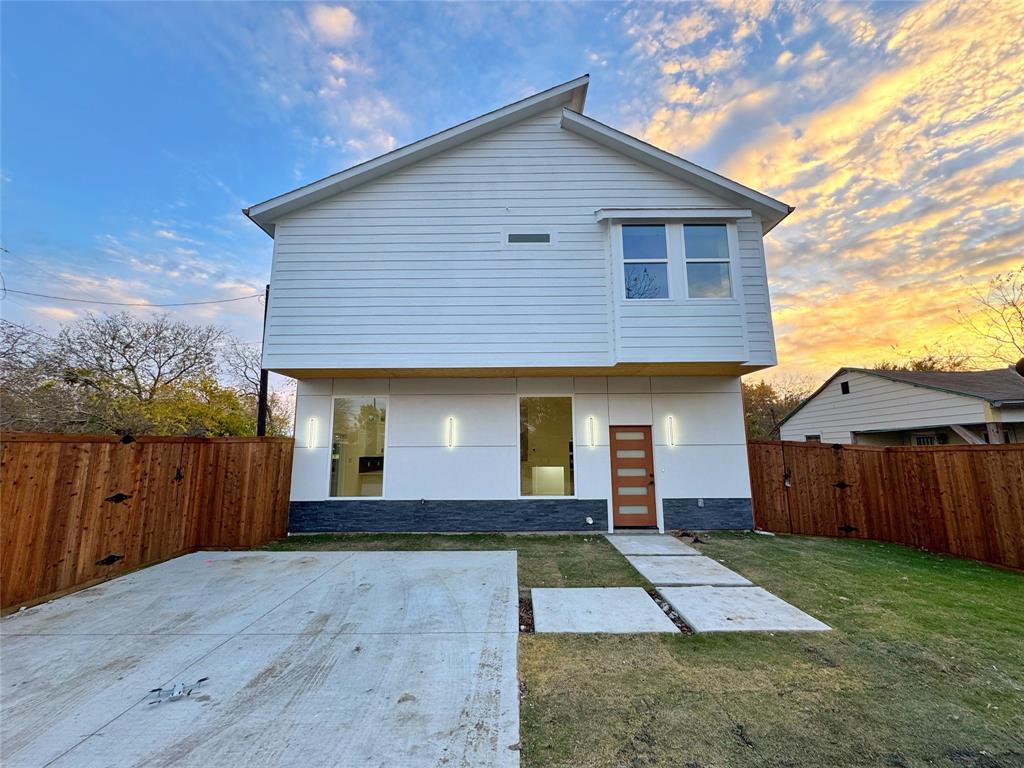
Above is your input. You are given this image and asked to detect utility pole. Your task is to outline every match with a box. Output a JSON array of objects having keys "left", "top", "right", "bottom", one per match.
[{"left": 256, "top": 283, "right": 269, "bottom": 436}]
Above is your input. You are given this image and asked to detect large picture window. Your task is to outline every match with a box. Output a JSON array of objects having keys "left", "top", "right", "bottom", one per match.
[
  {"left": 519, "top": 396, "right": 575, "bottom": 496},
  {"left": 622, "top": 224, "right": 669, "bottom": 299},
  {"left": 684, "top": 224, "right": 732, "bottom": 298},
  {"left": 329, "top": 396, "right": 386, "bottom": 497}
]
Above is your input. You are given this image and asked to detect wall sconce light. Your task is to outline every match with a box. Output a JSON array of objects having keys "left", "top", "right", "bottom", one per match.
[
  {"left": 667, "top": 415, "right": 676, "bottom": 447},
  {"left": 307, "top": 417, "right": 318, "bottom": 450},
  {"left": 587, "top": 416, "right": 596, "bottom": 448},
  {"left": 447, "top": 416, "right": 456, "bottom": 449}
]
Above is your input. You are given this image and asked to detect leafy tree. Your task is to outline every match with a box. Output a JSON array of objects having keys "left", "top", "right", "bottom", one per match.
[
  {"left": 742, "top": 376, "right": 815, "bottom": 439},
  {"left": 0, "top": 313, "right": 290, "bottom": 437}
]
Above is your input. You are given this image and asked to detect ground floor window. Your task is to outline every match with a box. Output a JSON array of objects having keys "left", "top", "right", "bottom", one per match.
[
  {"left": 519, "top": 396, "right": 574, "bottom": 496},
  {"left": 329, "top": 396, "right": 386, "bottom": 497}
]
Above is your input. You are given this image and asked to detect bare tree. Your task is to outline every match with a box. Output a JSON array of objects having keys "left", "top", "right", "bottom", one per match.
[
  {"left": 56, "top": 312, "right": 223, "bottom": 402},
  {"left": 220, "top": 337, "right": 292, "bottom": 436},
  {"left": 870, "top": 343, "right": 973, "bottom": 372},
  {"left": 957, "top": 267, "right": 1024, "bottom": 365}
]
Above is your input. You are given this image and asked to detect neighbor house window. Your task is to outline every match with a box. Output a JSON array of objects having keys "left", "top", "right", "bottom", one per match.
[
  {"left": 805, "top": 435, "right": 822, "bottom": 443},
  {"left": 519, "top": 396, "right": 574, "bottom": 496},
  {"left": 683, "top": 224, "right": 732, "bottom": 298},
  {"left": 329, "top": 396, "right": 386, "bottom": 497},
  {"left": 622, "top": 224, "right": 669, "bottom": 299},
  {"left": 840, "top": 381, "right": 851, "bottom": 394}
]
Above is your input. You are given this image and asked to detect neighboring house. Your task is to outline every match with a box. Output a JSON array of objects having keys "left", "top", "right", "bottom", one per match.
[
  {"left": 244, "top": 75, "right": 792, "bottom": 533},
  {"left": 778, "top": 367, "right": 1024, "bottom": 446}
]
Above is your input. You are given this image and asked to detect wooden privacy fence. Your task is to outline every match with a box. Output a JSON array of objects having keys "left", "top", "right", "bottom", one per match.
[
  {"left": 748, "top": 440, "right": 1024, "bottom": 569},
  {"left": 1, "top": 433, "right": 294, "bottom": 609}
]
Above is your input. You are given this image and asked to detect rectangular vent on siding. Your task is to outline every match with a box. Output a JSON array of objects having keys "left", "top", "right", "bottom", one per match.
[{"left": 507, "top": 232, "right": 551, "bottom": 244}]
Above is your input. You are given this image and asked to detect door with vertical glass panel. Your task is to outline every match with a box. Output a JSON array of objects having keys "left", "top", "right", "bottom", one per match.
[{"left": 610, "top": 426, "right": 657, "bottom": 527}]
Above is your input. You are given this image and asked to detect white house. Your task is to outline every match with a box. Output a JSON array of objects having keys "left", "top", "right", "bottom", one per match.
[
  {"left": 778, "top": 367, "right": 1024, "bottom": 445},
  {"left": 244, "top": 75, "right": 793, "bottom": 533}
]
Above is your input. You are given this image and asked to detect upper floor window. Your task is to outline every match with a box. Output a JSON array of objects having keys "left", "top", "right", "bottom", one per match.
[
  {"left": 622, "top": 224, "right": 669, "bottom": 300},
  {"left": 683, "top": 224, "right": 732, "bottom": 298}
]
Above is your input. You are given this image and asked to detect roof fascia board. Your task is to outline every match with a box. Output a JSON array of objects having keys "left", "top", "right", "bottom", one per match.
[
  {"left": 560, "top": 109, "right": 792, "bottom": 234},
  {"left": 245, "top": 75, "right": 590, "bottom": 236},
  {"left": 595, "top": 207, "right": 752, "bottom": 221}
]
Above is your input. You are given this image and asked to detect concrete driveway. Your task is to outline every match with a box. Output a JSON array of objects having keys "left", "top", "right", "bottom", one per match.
[{"left": 1, "top": 550, "right": 520, "bottom": 767}]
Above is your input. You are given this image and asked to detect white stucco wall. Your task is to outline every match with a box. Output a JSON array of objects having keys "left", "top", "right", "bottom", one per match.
[{"left": 289, "top": 375, "right": 750, "bottom": 529}]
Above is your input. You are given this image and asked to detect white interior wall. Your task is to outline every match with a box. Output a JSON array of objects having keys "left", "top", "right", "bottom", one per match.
[{"left": 290, "top": 376, "right": 751, "bottom": 510}]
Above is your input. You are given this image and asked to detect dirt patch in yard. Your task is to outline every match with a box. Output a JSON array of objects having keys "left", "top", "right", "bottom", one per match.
[
  {"left": 644, "top": 587, "right": 692, "bottom": 634},
  {"left": 519, "top": 590, "right": 534, "bottom": 633}
]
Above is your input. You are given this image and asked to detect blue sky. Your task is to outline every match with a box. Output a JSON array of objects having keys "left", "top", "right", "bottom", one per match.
[{"left": 2, "top": 1, "right": 1021, "bottom": 376}]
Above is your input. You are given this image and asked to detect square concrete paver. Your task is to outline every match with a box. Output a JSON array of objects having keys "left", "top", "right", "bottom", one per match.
[
  {"left": 659, "top": 586, "right": 831, "bottom": 633},
  {"left": 1, "top": 550, "right": 520, "bottom": 768},
  {"left": 532, "top": 588, "right": 678, "bottom": 633},
  {"left": 626, "top": 555, "right": 752, "bottom": 586},
  {"left": 605, "top": 534, "right": 699, "bottom": 556}
]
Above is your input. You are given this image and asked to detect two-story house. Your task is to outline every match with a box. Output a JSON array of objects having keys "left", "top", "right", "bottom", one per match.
[{"left": 244, "top": 75, "right": 792, "bottom": 534}]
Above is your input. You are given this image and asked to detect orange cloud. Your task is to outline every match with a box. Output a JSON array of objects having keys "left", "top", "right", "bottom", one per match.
[{"left": 635, "top": 0, "right": 1024, "bottom": 381}]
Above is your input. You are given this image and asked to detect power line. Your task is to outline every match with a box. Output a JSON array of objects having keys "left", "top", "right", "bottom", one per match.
[{"left": 3, "top": 287, "right": 263, "bottom": 307}]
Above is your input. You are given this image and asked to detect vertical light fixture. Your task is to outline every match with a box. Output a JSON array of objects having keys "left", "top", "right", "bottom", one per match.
[
  {"left": 667, "top": 415, "right": 676, "bottom": 447},
  {"left": 447, "top": 416, "right": 455, "bottom": 449},
  {"left": 587, "top": 416, "right": 596, "bottom": 448},
  {"left": 307, "top": 417, "right": 318, "bottom": 449}
]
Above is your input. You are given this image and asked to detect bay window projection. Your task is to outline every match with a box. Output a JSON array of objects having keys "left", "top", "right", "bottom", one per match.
[
  {"left": 684, "top": 224, "right": 732, "bottom": 298},
  {"left": 329, "top": 396, "right": 387, "bottom": 497},
  {"left": 622, "top": 224, "right": 669, "bottom": 299},
  {"left": 519, "top": 397, "right": 575, "bottom": 496}
]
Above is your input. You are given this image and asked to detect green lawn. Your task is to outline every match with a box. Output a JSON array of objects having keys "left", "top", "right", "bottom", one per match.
[
  {"left": 262, "top": 532, "right": 645, "bottom": 589},
  {"left": 521, "top": 533, "right": 1024, "bottom": 768}
]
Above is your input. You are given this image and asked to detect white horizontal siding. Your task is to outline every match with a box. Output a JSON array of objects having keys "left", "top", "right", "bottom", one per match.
[
  {"left": 263, "top": 107, "right": 776, "bottom": 370},
  {"left": 779, "top": 371, "right": 988, "bottom": 443}
]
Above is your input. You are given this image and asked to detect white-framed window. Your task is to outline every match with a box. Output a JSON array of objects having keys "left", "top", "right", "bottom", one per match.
[
  {"left": 518, "top": 395, "right": 575, "bottom": 497},
  {"left": 622, "top": 224, "right": 670, "bottom": 300},
  {"left": 328, "top": 395, "right": 388, "bottom": 498},
  {"left": 683, "top": 224, "right": 732, "bottom": 298},
  {"left": 805, "top": 434, "right": 822, "bottom": 442}
]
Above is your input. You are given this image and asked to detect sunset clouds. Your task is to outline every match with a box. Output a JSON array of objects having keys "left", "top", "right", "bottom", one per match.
[
  {"left": 624, "top": 0, "right": 1024, "bottom": 375},
  {"left": 2, "top": 1, "right": 1019, "bottom": 381}
]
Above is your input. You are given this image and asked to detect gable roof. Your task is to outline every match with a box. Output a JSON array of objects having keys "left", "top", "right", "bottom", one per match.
[
  {"left": 559, "top": 110, "right": 792, "bottom": 233},
  {"left": 244, "top": 75, "right": 793, "bottom": 237},
  {"left": 244, "top": 75, "right": 590, "bottom": 236},
  {"left": 778, "top": 366, "right": 1024, "bottom": 428}
]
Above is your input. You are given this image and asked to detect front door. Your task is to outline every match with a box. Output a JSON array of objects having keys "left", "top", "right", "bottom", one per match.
[{"left": 609, "top": 425, "right": 657, "bottom": 527}]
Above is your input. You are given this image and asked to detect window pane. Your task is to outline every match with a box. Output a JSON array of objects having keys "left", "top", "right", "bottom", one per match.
[
  {"left": 520, "top": 396, "right": 574, "bottom": 496},
  {"left": 508, "top": 233, "right": 551, "bottom": 244},
  {"left": 684, "top": 224, "right": 729, "bottom": 260},
  {"left": 622, "top": 225, "right": 666, "bottom": 261},
  {"left": 686, "top": 262, "right": 732, "bottom": 298},
  {"left": 624, "top": 262, "right": 669, "bottom": 299},
  {"left": 330, "top": 397, "right": 386, "bottom": 497}
]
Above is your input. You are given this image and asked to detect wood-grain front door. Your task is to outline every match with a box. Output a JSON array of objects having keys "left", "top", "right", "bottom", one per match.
[{"left": 610, "top": 425, "right": 657, "bottom": 528}]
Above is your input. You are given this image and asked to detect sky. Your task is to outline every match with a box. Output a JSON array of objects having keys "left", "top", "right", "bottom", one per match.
[{"left": 2, "top": 0, "right": 1022, "bottom": 384}]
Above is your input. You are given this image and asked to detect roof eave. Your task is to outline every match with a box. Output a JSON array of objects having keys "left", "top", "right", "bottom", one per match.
[
  {"left": 245, "top": 74, "right": 590, "bottom": 237},
  {"left": 559, "top": 109, "right": 793, "bottom": 234}
]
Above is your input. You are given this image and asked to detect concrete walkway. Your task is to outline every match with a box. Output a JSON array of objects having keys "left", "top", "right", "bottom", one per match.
[
  {"left": 607, "top": 533, "right": 830, "bottom": 633},
  {"left": 1, "top": 551, "right": 521, "bottom": 767}
]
